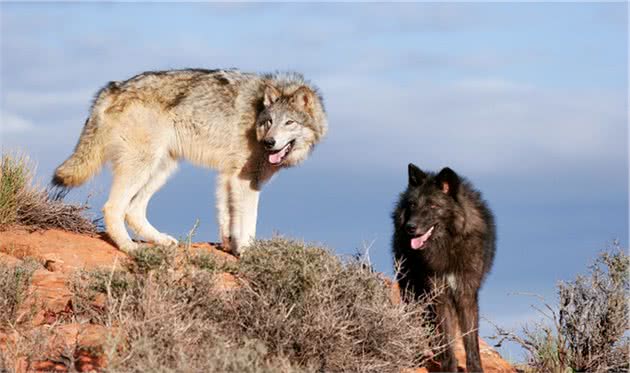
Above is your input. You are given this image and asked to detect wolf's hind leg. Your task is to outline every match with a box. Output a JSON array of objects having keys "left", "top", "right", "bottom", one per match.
[
  {"left": 456, "top": 292, "right": 483, "bottom": 372},
  {"left": 216, "top": 173, "right": 232, "bottom": 249},
  {"left": 125, "top": 157, "right": 178, "bottom": 246},
  {"left": 104, "top": 162, "right": 154, "bottom": 253}
]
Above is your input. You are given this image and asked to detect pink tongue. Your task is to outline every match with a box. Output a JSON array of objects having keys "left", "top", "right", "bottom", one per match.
[
  {"left": 411, "top": 226, "right": 434, "bottom": 250},
  {"left": 269, "top": 145, "right": 289, "bottom": 164}
]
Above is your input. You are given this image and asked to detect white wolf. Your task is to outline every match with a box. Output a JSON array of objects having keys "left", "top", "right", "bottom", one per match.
[{"left": 53, "top": 69, "right": 327, "bottom": 255}]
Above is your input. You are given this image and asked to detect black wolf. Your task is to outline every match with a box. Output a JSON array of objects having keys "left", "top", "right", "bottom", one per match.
[{"left": 392, "top": 164, "right": 496, "bottom": 372}]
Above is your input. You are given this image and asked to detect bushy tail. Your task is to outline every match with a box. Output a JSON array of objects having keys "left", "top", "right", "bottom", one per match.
[
  {"left": 53, "top": 83, "right": 118, "bottom": 188},
  {"left": 52, "top": 115, "right": 105, "bottom": 188}
]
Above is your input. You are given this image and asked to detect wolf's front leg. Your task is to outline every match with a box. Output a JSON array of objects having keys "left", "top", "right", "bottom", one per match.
[
  {"left": 240, "top": 183, "right": 260, "bottom": 248},
  {"left": 436, "top": 295, "right": 459, "bottom": 372},
  {"left": 227, "top": 175, "right": 260, "bottom": 256}
]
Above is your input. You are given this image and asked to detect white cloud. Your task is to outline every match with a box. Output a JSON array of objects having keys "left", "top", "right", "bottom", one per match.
[
  {"left": 0, "top": 110, "right": 35, "bottom": 134},
  {"left": 316, "top": 74, "right": 626, "bottom": 175},
  {"left": 4, "top": 90, "right": 94, "bottom": 111}
]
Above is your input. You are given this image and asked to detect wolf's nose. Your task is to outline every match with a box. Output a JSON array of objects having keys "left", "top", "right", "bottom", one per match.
[
  {"left": 263, "top": 138, "right": 276, "bottom": 149},
  {"left": 405, "top": 223, "right": 417, "bottom": 235}
]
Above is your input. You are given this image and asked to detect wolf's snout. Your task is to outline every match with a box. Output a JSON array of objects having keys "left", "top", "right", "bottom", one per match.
[
  {"left": 405, "top": 223, "right": 417, "bottom": 235},
  {"left": 263, "top": 138, "right": 276, "bottom": 150}
]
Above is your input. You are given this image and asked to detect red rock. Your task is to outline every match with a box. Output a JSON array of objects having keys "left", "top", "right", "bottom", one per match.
[
  {"left": 29, "top": 360, "right": 68, "bottom": 372},
  {"left": 3, "top": 324, "right": 113, "bottom": 373},
  {"left": 29, "top": 324, "right": 113, "bottom": 372},
  {"left": 17, "top": 268, "right": 73, "bottom": 326},
  {"left": 418, "top": 337, "right": 516, "bottom": 372},
  {"left": 0, "top": 251, "right": 23, "bottom": 266},
  {"left": 213, "top": 272, "right": 240, "bottom": 291},
  {"left": 92, "top": 292, "right": 107, "bottom": 309},
  {"left": 0, "top": 229, "right": 128, "bottom": 273},
  {"left": 47, "top": 323, "right": 112, "bottom": 349},
  {"left": 382, "top": 276, "right": 402, "bottom": 305},
  {"left": 188, "top": 241, "right": 238, "bottom": 263}
]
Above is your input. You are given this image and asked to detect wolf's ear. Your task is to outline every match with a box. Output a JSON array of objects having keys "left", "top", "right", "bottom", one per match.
[
  {"left": 290, "top": 86, "right": 315, "bottom": 112},
  {"left": 408, "top": 163, "right": 427, "bottom": 187},
  {"left": 435, "top": 167, "right": 460, "bottom": 199},
  {"left": 263, "top": 85, "right": 281, "bottom": 107}
]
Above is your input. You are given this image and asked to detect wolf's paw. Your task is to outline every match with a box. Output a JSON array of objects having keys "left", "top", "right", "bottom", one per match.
[
  {"left": 229, "top": 242, "right": 243, "bottom": 257},
  {"left": 118, "top": 241, "right": 139, "bottom": 254},
  {"left": 156, "top": 234, "right": 178, "bottom": 247},
  {"left": 221, "top": 235, "right": 231, "bottom": 250},
  {"left": 230, "top": 241, "right": 253, "bottom": 258}
]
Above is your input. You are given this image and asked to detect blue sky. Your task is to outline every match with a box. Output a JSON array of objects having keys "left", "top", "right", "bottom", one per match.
[{"left": 1, "top": 2, "right": 628, "bottom": 361}]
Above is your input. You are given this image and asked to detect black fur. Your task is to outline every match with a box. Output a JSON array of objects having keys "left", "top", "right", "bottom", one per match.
[{"left": 392, "top": 163, "right": 496, "bottom": 372}]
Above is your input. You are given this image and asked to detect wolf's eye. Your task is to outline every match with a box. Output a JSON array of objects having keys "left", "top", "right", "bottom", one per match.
[
  {"left": 285, "top": 120, "right": 295, "bottom": 126},
  {"left": 408, "top": 201, "right": 417, "bottom": 209}
]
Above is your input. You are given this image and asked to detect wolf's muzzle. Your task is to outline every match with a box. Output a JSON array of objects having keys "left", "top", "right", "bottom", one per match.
[{"left": 263, "top": 138, "right": 276, "bottom": 150}]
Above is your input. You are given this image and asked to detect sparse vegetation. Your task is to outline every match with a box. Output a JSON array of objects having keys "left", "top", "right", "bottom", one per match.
[
  {"left": 0, "top": 259, "right": 39, "bottom": 328},
  {"left": 235, "top": 239, "right": 436, "bottom": 372},
  {"left": 493, "top": 242, "right": 629, "bottom": 373},
  {"left": 67, "top": 238, "right": 437, "bottom": 372},
  {"left": 127, "top": 243, "right": 175, "bottom": 273},
  {"left": 189, "top": 251, "right": 239, "bottom": 274},
  {"left": 6, "top": 150, "right": 626, "bottom": 372},
  {"left": 77, "top": 267, "right": 134, "bottom": 298},
  {"left": 0, "top": 152, "right": 95, "bottom": 233}
]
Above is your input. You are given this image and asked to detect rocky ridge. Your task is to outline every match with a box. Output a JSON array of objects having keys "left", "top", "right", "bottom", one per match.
[{"left": 0, "top": 229, "right": 513, "bottom": 372}]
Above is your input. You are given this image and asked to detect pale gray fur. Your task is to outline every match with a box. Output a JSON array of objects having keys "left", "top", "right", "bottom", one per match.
[{"left": 53, "top": 69, "right": 328, "bottom": 255}]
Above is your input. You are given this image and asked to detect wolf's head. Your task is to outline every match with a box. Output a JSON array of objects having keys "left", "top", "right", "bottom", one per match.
[
  {"left": 256, "top": 84, "right": 327, "bottom": 167},
  {"left": 394, "top": 163, "right": 464, "bottom": 251}
]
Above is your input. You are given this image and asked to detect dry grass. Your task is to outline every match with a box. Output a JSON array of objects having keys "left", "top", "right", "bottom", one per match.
[
  {"left": 235, "top": 239, "right": 436, "bottom": 372},
  {"left": 492, "top": 242, "right": 629, "bottom": 373},
  {"left": 0, "top": 152, "right": 95, "bottom": 233},
  {"left": 68, "top": 238, "right": 437, "bottom": 372},
  {"left": 0, "top": 259, "right": 39, "bottom": 329}
]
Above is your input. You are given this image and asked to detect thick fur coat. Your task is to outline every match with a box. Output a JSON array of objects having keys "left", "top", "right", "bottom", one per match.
[
  {"left": 53, "top": 69, "right": 327, "bottom": 254},
  {"left": 392, "top": 164, "right": 496, "bottom": 372}
]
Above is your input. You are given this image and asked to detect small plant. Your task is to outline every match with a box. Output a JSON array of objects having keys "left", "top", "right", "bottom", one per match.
[
  {"left": 0, "top": 152, "right": 95, "bottom": 233},
  {"left": 239, "top": 238, "right": 342, "bottom": 304},
  {"left": 128, "top": 244, "right": 175, "bottom": 273},
  {"left": 0, "top": 153, "right": 29, "bottom": 226},
  {"left": 0, "top": 259, "right": 39, "bottom": 327},
  {"left": 86, "top": 269, "right": 134, "bottom": 297},
  {"left": 492, "top": 242, "right": 629, "bottom": 373},
  {"left": 189, "top": 251, "right": 219, "bottom": 273},
  {"left": 189, "top": 251, "right": 239, "bottom": 275}
]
